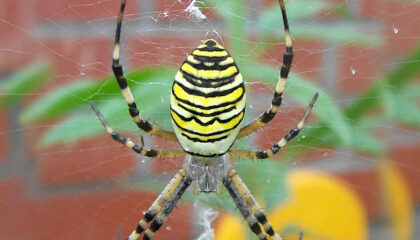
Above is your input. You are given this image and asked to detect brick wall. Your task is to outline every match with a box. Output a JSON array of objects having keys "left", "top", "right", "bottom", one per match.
[{"left": 0, "top": 0, "right": 419, "bottom": 239}]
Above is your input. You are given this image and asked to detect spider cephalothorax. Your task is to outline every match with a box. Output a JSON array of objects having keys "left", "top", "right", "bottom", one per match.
[
  {"left": 91, "top": 0, "right": 318, "bottom": 239},
  {"left": 186, "top": 154, "right": 228, "bottom": 193}
]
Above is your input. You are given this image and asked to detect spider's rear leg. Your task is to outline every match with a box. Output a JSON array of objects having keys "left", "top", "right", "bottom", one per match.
[
  {"left": 224, "top": 168, "right": 282, "bottom": 240},
  {"left": 223, "top": 175, "right": 268, "bottom": 240},
  {"left": 141, "top": 175, "right": 192, "bottom": 240},
  {"left": 127, "top": 168, "right": 192, "bottom": 240}
]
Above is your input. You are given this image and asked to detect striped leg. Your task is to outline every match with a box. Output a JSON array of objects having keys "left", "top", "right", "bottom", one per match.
[
  {"left": 223, "top": 175, "right": 268, "bottom": 240},
  {"left": 237, "top": 0, "right": 293, "bottom": 139},
  {"left": 225, "top": 168, "right": 282, "bottom": 240},
  {"left": 112, "top": 0, "right": 177, "bottom": 141},
  {"left": 128, "top": 169, "right": 192, "bottom": 240},
  {"left": 142, "top": 175, "right": 192, "bottom": 240},
  {"left": 230, "top": 92, "right": 318, "bottom": 159},
  {"left": 91, "top": 103, "right": 185, "bottom": 158}
]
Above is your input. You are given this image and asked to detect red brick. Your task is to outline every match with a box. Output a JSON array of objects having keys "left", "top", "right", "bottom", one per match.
[
  {"left": 260, "top": 40, "right": 324, "bottom": 80},
  {"left": 24, "top": 125, "right": 138, "bottom": 184},
  {"left": 34, "top": 0, "right": 139, "bottom": 22},
  {"left": 0, "top": 30, "right": 33, "bottom": 71},
  {"left": 248, "top": 81, "right": 273, "bottom": 95},
  {"left": 381, "top": 0, "right": 420, "bottom": 58},
  {"left": 389, "top": 143, "right": 420, "bottom": 203},
  {"left": 16, "top": 38, "right": 118, "bottom": 184},
  {"left": 335, "top": 167, "right": 382, "bottom": 219},
  {"left": 0, "top": 178, "right": 193, "bottom": 240},
  {"left": 0, "top": 0, "right": 35, "bottom": 70},
  {"left": 126, "top": 35, "right": 205, "bottom": 68},
  {"left": 36, "top": 37, "right": 112, "bottom": 83},
  {"left": 267, "top": 0, "right": 343, "bottom": 19},
  {"left": 254, "top": 106, "right": 306, "bottom": 154},
  {"left": 0, "top": 178, "right": 24, "bottom": 200},
  {"left": 298, "top": 147, "right": 337, "bottom": 163},
  {"left": 151, "top": 138, "right": 184, "bottom": 174},
  {"left": 261, "top": 0, "right": 291, "bottom": 8},
  {"left": 12, "top": 37, "right": 113, "bottom": 120},
  {"left": 0, "top": 114, "right": 9, "bottom": 163},
  {"left": 0, "top": 0, "right": 32, "bottom": 24},
  {"left": 1, "top": 36, "right": 110, "bottom": 107},
  {"left": 248, "top": 82, "right": 331, "bottom": 162},
  {"left": 293, "top": 40, "right": 325, "bottom": 80},
  {"left": 359, "top": 0, "right": 381, "bottom": 17},
  {"left": 0, "top": 0, "right": 137, "bottom": 72},
  {"left": 14, "top": 37, "right": 113, "bottom": 122},
  {"left": 154, "top": 0, "right": 218, "bottom": 22},
  {"left": 337, "top": 46, "right": 384, "bottom": 94}
]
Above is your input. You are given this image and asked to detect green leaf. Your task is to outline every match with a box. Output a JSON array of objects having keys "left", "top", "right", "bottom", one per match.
[
  {"left": 287, "top": 113, "right": 386, "bottom": 154},
  {"left": 400, "top": 83, "right": 420, "bottom": 100},
  {"left": 258, "top": 0, "right": 336, "bottom": 36},
  {"left": 348, "top": 124, "right": 384, "bottom": 153},
  {"left": 21, "top": 67, "right": 177, "bottom": 125},
  {"left": 235, "top": 160, "right": 289, "bottom": 239},
  {"left": 203, "top": 0, "right": 247, "bottom": 55},
  {"left": 241, "top": 61, "right": 353, "bottom": 146},
  {"left": 20, "top": 80, "right": 102, "bottom": 124},
  {"left": 345, "top": 44, "right": 420, "bottom": 120},
  {"left": 239, "top": 59, "right": 385, "bottom": 154},
  {"left": 289, "top": 77, "right": 353, "bottom": 146},
  {"left": 39, "top": 113, "right": 102, "bottom": 147},
  {"left": 256, "top": 0, "right": 379, "bottom": 52},
  {"left": 283, "top": 122, "right": 383, "bottom": 155},
  {"left": 104, "top": 68, "right": 176, "bottom": 130},
  {"left": 38, "top": 67, "right": 177, "bottom": 147},
  {"left": 381, "top": 85, "right": 420, "bottom": 129},
  {"left": 292, "top": 24, "right": 381, "bottom": 45},
  {"left": 40, "top": 99, "right": 141, "bottom": 148},
  {"left": 0, "top": 61, "right": 51, "bottom": 109},
  {"left": 255, "top": 160, "right": 288, "bottom": 211}
]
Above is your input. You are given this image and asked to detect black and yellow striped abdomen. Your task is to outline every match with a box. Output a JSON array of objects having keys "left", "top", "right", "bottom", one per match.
[{"left": 170, "top": 39, "right": 245, "bottom": 157}]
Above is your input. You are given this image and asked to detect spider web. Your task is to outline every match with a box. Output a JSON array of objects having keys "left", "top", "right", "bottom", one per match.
[{"left": 0, "top": 0, "right": 419, "bottom": 240}]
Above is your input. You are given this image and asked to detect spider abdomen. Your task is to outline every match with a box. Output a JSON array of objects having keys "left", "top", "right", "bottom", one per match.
[{"left": 170, "top": 39, "right": 245, "bottom": 157}]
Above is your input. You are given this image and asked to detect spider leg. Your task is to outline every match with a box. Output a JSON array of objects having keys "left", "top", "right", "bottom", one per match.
[
  {"left": 237, "top": 0, "right": 293, "bottom": 139},
  {"left": 90, "top": 103, "right": 185, "bottom": 158},
  {"left": 142, "top": 176, "right": 192, "bottom": 240},
  {"left": 230, "top": 93, "right": 318, "bottom": 159},
  {"left": 127, "top": 168, "right": 192, "bottom": 240},
  {"left": 228, "top": 168, "right": 282, "bottom": 239},
  {"left": 223, "top": 168, "right": 281, "bottom": 240},
  {"left": 223, "top": 176, "right": 267, "bottom": 240},
  {"left": 112, "top": 0, "right": 177, "bottom": 141}
]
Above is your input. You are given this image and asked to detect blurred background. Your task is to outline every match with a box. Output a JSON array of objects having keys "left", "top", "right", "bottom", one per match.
[{"left": 0, "top": 0, "right": 419, "bottom": 239}]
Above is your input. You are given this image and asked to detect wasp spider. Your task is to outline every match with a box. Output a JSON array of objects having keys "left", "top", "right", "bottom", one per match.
[{"left": 91, "top": 0, "right": 318, "bottom": 239}]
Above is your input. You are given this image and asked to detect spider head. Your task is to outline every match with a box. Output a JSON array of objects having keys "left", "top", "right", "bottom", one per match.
[
  {"left": 199, "top": 38, "right": 224, "bottom": 49},
  {"left": 186, "top": 154, "right": 228, "bottom": 193},
  {"left": 203, "top": 39, "right": 217, "bottom": 47}
]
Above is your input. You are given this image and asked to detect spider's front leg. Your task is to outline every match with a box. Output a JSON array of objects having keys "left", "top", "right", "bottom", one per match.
[
  {"left": 111, "top": 0, "right": 177, "bottom": 142},
  {"left": 237, "top": 0, "right": 294, "bottom": 139},
  {"left": 230, "top": 92, "right": 318, "bottom": 159},
  {"left": 223, "top": 168, "right": 282, "bottom": 240},
  {"left": 90, "top": 103, "right": 185, "bottom": 158}
]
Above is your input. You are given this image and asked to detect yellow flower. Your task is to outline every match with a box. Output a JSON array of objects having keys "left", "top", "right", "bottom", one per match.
[{"left": 215, "top": 169, "right": 368, "bottom": 240}]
